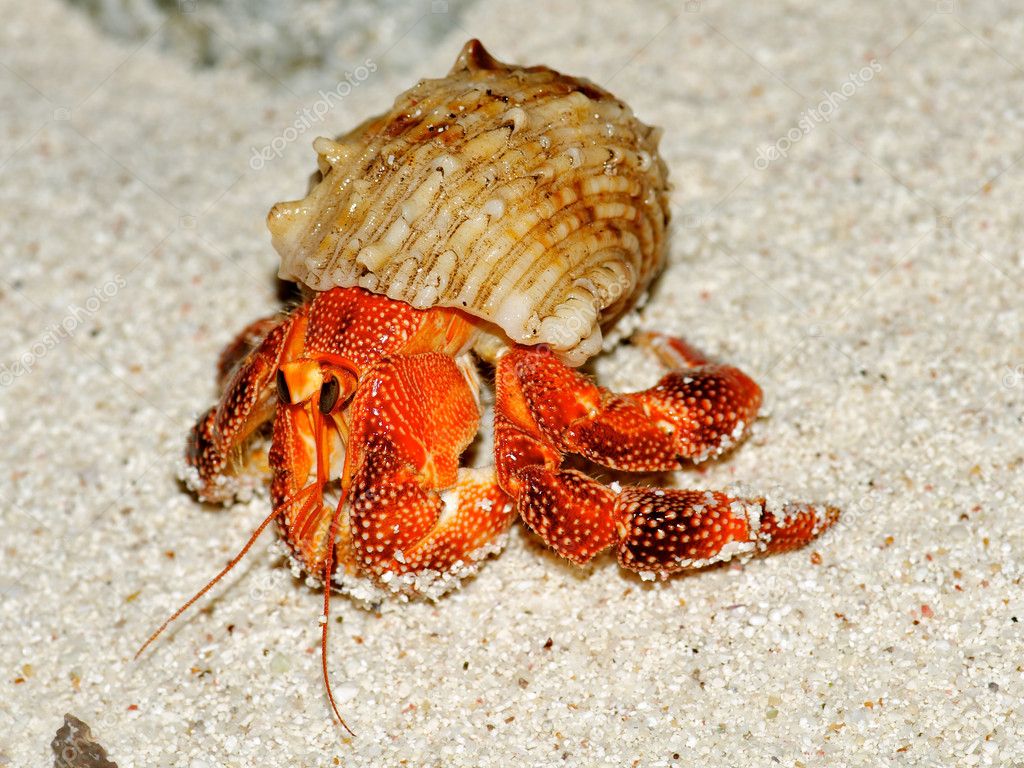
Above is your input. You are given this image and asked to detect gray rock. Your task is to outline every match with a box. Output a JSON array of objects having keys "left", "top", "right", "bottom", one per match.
[{"left": 64, "top": 0, "right": 472, "bottom": 88}]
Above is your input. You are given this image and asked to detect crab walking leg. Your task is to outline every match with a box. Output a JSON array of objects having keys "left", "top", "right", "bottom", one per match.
[
  {"left": 613, "top": 490, "right": 839, "bottom": 574},
  {"left": 185, "top": 308, "right": 309, "bottom": 502},
  {"left": 209, "top": 314, "right": 283, "bottom": 388},
  {"left": 493, "top": 342, "right": 839, "bottom": 573},
  {"left": 498, "top": 338, "right": 764, "bottom": 474},
  {"left": 344, "top": 353, "right": 515, "bottom": 577},
  {"left": 268, "top": 400, "right": 343, "bottom": 574}
]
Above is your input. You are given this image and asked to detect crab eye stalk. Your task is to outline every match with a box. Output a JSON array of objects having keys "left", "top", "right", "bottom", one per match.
[
  {"left": 319, "top": 374, "right": 341, "bottom": 414},
  {"left": 276, "top": 369, "right": 291, "bottom": 404},
  {"left": 276, "top": 360, "right": 324, "bottom": 405}
]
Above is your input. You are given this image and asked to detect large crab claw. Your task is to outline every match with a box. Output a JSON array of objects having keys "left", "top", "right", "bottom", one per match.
[
  {"left": 344, "top": 353, "right": 515, "bottom": 577},
  {"left": 270, "top": 350, "right": 516, "bottom": 584},
  {"left": 493, "top": 333, "right": 839, "bottom": 577}
]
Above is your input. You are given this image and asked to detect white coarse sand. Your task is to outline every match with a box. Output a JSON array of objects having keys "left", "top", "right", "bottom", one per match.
[{"left": 2, "top": 1, "right": 1022, "bottom": 766}]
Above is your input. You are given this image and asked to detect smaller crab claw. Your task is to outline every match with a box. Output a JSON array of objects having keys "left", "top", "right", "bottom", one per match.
[{"left": 494, "top": 335, "right": 839, "bottom": 576}]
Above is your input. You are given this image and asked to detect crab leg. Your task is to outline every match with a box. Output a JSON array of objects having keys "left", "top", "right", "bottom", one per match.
[
  {"left": 214, "top": 314, "right": 282, "bottom": 388},
  {"left": 185, "top": 308, "right": 308, "bottom": 502},
  {"left": 343, "top": 353, "right": 515, "bottom": 577},
  {"left": 268, "top": 399, "right": 342, "bottom": 573},
  {"left": 500, "top": 333, "right": 764, "bottom": 473},
  {"left": 493, "top": 336, "right": 838, "bottom": 575}
]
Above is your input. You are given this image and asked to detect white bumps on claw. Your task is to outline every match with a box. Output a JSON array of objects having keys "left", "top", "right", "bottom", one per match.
[{"left": 329, "top": 533, "right": 511, "bottom": 604}]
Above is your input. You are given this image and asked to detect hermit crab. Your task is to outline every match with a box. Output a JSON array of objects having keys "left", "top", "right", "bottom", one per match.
[{"left": 140, "top": 40, "right": 838, "bottom": 730}]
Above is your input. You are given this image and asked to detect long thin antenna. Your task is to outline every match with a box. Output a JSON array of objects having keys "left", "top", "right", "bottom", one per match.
[
  {"left": 311, "top": 402, "right": 355, "bottom": 736},
  {"left": 320, "top": 502, "right": 354, "bottom": 736},
  {"left": 139, "top": 395, "right": 356, "bottom": 736},
  {"left": 134, "top": 506, "right": 279, "bottom": 660}
]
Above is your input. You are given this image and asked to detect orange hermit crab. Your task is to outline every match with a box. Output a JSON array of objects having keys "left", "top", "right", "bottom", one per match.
[{"left": 141, "top": 40, "right": 838, "bottom": 731}]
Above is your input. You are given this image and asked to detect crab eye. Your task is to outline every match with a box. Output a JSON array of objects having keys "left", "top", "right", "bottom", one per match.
[
  {"left": 276, "top": 369, "right": 290, "bottom": 404},
  {"left": 319, "top": 374, "right": 340, "bottom": 414}
]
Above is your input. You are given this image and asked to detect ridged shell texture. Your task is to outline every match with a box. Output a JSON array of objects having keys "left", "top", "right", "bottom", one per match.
[{"left": 269, "top": 40, "right": 670, "bottom": 364}]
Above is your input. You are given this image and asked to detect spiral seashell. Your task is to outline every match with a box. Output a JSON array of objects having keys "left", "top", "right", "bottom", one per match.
[{"left": 269, "top": 39, "right": 670, "bottom": 365}]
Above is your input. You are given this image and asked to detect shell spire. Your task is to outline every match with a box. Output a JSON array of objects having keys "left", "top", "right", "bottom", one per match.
[
  {"left": 270, "top": 40, "right": 670, "bottom": 365},
  {"left": 450, "top": 38, "right": 506, "bottom": 74}
]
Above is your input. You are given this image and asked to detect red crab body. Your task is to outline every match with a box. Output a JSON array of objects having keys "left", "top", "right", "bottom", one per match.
[{"left": 184, "top": 284, "right": 837, "bottom": 592}]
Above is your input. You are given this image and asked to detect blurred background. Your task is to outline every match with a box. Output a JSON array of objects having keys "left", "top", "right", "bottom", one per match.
[{"left": 69, "top": 0, "right": 464, "bottom": 88}]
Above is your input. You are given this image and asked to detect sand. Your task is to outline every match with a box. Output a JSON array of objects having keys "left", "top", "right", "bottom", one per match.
[{"left": 1, "top": 1, "right": 1022, "bottom": 765}]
